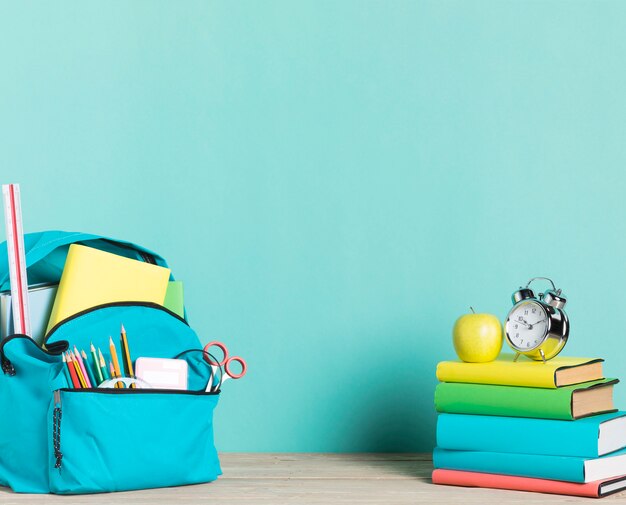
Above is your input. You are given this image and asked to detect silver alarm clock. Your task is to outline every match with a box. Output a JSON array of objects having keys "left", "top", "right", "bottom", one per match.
[{"left": 505, "top": 277, "right": 569, "bottom": 363}]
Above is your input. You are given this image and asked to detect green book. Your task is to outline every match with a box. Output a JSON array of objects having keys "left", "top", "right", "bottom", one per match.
[{"left": 435, "top": 378, "right": 618, "bottom": 420}]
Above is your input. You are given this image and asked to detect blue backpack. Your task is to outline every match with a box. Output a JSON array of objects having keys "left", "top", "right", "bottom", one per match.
[{"left": 0, "top": 231, "right": 221, "bottom": 494}]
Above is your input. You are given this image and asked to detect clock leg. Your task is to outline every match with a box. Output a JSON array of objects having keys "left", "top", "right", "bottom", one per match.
[
  {"left": 539, "top": 349, "right": 546, "bottom": 364},
  {"left": 513, "top": 352, "right": 521, "bottom": 362}
]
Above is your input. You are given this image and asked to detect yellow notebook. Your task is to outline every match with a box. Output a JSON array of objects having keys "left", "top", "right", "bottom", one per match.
[
  {"left": 46, "top": 244, "right": 171, "bottom": 332},
  {"left": 436, "top": 354, "right": 604, "bottom": 388}
]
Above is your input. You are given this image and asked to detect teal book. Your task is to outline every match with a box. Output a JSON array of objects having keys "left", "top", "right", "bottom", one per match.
[
  {"left": 436, "top": 412, "right": 626, "bottom": 457},
  {"left": 433, "top": 447, "right": 626, "bottom": 483}
]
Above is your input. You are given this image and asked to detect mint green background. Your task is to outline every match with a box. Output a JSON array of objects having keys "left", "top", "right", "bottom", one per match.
[{"left": 1, "top": 1, "right": 625, "bottom": 452}]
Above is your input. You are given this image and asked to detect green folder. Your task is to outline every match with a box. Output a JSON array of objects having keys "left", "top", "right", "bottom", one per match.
[
  {"left": 435, "top": 378, "right": 617, "bottom": 420},
  {"left": 163, "top": 281, "right": 184, "bottom": 318}
]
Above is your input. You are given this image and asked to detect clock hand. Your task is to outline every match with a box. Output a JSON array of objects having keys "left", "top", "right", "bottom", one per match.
[
  {"left": 514, "top": 318, "right": 531, "bottom": 328},
  {"left": 532, "top": 317, "right": 548, "bottom": 326}
]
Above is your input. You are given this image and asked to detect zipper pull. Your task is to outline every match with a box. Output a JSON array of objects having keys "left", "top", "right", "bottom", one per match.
[
  {"left": 1, "top": 354, "right": 15, "bottom": 376},
  {"left": 53, "top": 390, "right": 63, "bottom": 469}
]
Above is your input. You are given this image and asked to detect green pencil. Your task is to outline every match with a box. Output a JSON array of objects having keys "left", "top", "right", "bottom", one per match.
[
  {"left": 98, "top": 349, "right": 110, "bottom": 381},
  {"left": 91, "top": 343, "right": 104, "bottom": 385}
]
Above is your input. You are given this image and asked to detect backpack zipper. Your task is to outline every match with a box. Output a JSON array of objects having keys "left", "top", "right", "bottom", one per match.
[
  {"left": 58, "top": 387, "right": 219, "bottom": 396},
  {"left": 0, "top": 333, "right": 66, "bottom": 376},
  {"left": 43, "top": 301, "right": 188, "bottom": 346},
  {"left": 0, "top": 301, "right": 186, "bottom": 375},
  {"left": 1, "top": 353, "right": 15, "bottom": 376},
  {"left": 53, "top": 390, "right": 63, "bottom": 469},
  {"left": 99, "top": 239, "right": 157, "bottom": 265}
]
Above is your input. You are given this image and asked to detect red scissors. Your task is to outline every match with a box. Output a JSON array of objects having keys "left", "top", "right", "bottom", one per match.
[{"left": 203, "top": 341, "right": 247, "bottom": 392}]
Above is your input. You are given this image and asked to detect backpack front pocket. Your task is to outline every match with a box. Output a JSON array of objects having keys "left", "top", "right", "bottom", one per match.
[{"left": 48, "top": 388, "right": 221, "bottom": 494}]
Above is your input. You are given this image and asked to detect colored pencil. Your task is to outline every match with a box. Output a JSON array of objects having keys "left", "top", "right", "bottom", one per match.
[
  {"left": 70, "top": 351, "right": 87, "bottom": 388},
  {"left": 64, "top": 353, "right": 79, "bottom": 388},
  {"left": 67, "top": 351, "right": 77, "bottom": 388},
  {"left": 98, "top": 349, "right": 110, "bottom": 381},
  {"left": 90, "top": 343, "right": 104, "bottom": 385},
  {"left": 109, "top": 336, "right": 123, "bottom": 387},
  {"left": 61, "top": 353, "right": 72, "bottom": 387},
  {"left": 72, "top": 350, "right": 88, "bottom": 388},
  {"left": 74, "top": 346, "right": 92, "bottom": 388},
  {"left": 120, "top": 324, "right": 135, "bottom": 388},
  {"left": 109, "top": 362, "right": 121, "bottom": 388},
  {"left": 81, "top": 350, "right": 97, "bottom": 387}
]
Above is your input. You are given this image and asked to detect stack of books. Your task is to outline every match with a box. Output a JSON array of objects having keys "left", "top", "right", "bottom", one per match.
[{"left": 432, "top": 355, "right": 626, "bottom": 498}]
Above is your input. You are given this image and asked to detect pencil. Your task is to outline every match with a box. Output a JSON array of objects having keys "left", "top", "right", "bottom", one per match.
[
  {"left": 81, "top": 350, "right": 97, "bottom": 387},
  {"left": 72, "top": 350, "right": 88, "bottom": 388},
  {"left": 120, "top": 324, "right": 135, "bottom": 388},
  {"left": 70, "top": 351, "right": 87, "bottom": 388},
  {"left": 90, "top": 343, "right": 104, "bottom": 385},
  {"left": 109, "top": 362, "right": 121, "bottom": 388},
  {"left": 109, "top": 336, "right": 123, "bottom": 387},
  {"left": 63, "top": 353, "right": 79, "bottom": 388},
  {"left": 98, "top": 349, "right": 110, "bottom": 381},
  {"left": 74, "top": 346, "right": 92, "bottom": 388},
  {"left": 61, "top": 353, "right": 72, "bottom": 387}
]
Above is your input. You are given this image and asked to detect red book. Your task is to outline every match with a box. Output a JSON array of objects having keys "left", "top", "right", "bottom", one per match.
[{"left": 432, "top": 469, "right": 626, "bottom": 498}]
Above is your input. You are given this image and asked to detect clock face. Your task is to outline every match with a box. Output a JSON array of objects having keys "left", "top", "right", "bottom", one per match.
[{"left": 506, "top": 301, "right": 549, "bottom": 351}]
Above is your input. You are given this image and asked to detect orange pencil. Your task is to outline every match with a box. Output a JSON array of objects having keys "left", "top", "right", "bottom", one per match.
[
  {"left": 109, "top": 336, "right": 123, "bottom": 388},
  {"left": 109, "top": 362, "right": 121, "bottom": 388}
]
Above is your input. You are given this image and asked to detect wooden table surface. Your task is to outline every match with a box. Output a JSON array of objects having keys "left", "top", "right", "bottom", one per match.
[{"left": 2, "top": 453, "right": 626, "bottom": 503}]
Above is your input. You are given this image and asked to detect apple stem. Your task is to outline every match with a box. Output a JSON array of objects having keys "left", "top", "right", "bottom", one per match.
[{"left": 470, "top": 306, "right": 475, "bottom": 314}]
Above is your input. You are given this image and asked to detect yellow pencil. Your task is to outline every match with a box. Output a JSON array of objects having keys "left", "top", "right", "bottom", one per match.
[
  {"left": 109, "top": 336, "right": 123, "bottom": 388},
  {"left": 120, "top": 324, "right": 135, "bottom": 388},
  {"left": 73, "top": 351, "right": 88, "bottom": 388},
  {"left": 69, "top": 351, "right": 87, "bottom": 388}
]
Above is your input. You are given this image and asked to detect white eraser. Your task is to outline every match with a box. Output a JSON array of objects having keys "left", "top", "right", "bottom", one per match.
[{"left": 135, "top": 357, "right": 188, "bottom": 390}]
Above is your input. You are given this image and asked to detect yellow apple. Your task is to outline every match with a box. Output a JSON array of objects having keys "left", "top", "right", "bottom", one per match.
[{"left": 452, "top": 309, "right": 503, "bottom": 363}]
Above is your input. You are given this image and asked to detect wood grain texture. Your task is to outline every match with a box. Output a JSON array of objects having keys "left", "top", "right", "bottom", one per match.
[{"left": 1, "top": 453, "right": 626, "bottom": 503}]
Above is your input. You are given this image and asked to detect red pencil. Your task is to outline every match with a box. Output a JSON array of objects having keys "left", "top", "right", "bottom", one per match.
[{"left": 65, "top": 352, "right": 81, "bottom": 388}]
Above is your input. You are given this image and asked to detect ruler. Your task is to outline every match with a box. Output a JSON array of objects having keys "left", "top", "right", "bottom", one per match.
[{"left": 2, "top": 184, "right": 30, "bottom": 336}]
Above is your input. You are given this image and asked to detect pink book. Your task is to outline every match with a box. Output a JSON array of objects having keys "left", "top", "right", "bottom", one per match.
[{"left": 432, "top": 469, "right": 626, "bottom": 498}]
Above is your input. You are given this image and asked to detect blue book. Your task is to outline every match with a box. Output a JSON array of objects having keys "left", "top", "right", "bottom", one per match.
[
  {"left": 433, "top": 447, "right": 626, "bottom": 483},
  {"left": 437, "top": 412, "right": 626, "bottom": 458}
]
